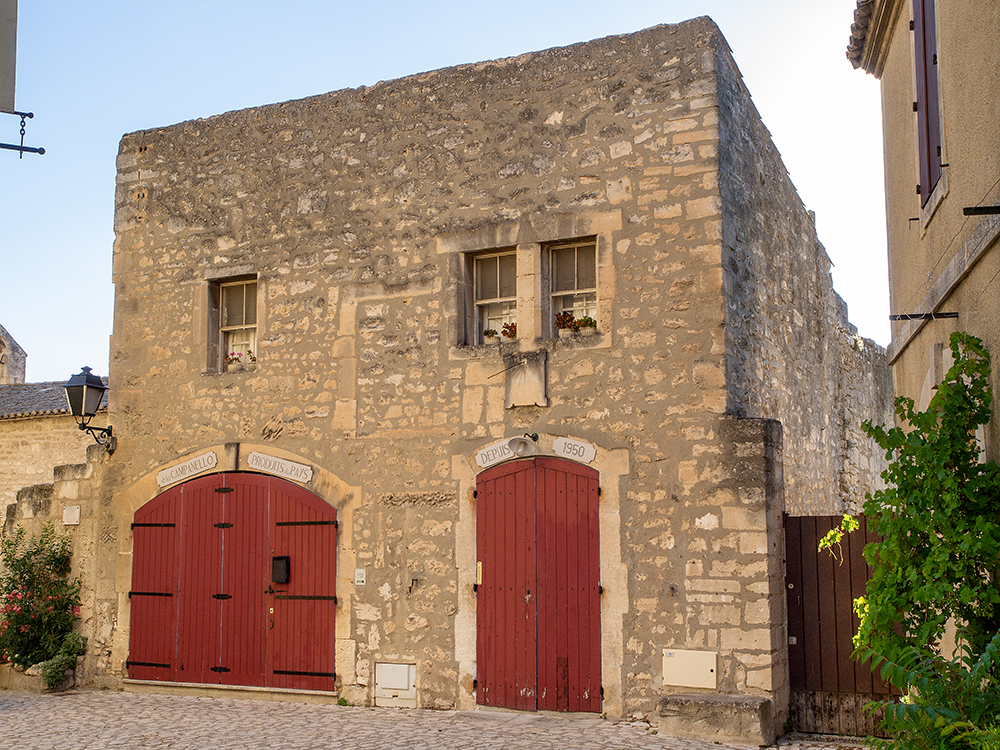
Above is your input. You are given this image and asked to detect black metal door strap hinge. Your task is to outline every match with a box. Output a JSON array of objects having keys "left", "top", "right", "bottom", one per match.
[
  {"left": 129, "top": 591, "right": 173, "bottom": 598},
  {"left": 275, "top": 520, "right": 338, "bottom": 527},
  {"left": 214, "top": 522, "right": 233, "bottom": 528},
  {"left": 215, "top": 487, "right": 235, "bottom": 493},
  {"left": 126, "top": 660, "right": 170, "bottom": 669},
  {"left": 275, "top": 595, "right": 337, "bottom": 603},
  {"left": 212, "top": 594, "right": 232, "bottom": 600},
  {"left": 210, "top": 666, "right": 231, "bottom": 673},
  {"left": 131, "top": 522, "right": 176, "bottom": 529},
  {"left": 273, "top": 670, "right": 336, "bottom": 678}
]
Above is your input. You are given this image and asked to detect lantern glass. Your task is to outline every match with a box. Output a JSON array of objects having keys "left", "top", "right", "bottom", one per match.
[{"left": 64, "top": 367, "right": 108, "bottom": 421}]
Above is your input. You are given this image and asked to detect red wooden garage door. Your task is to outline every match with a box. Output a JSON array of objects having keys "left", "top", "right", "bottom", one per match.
[
  {"left": 476, "top": 457, "right": 601, "bottom": 712},
  {"left": 127, "top": 473, "right": 337, "bottom": 689}
]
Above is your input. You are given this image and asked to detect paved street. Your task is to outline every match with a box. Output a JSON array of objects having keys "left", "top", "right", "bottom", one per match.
[{"left": 0, "top": 689, "right": 865, "bottom": 750}]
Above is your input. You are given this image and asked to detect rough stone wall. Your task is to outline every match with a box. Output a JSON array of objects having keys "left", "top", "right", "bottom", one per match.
[
  {"left": 92, "top": 18, "right": 880, "bottom": 730},
  {"left": 714, "top": 44, "right": 893, "bottom": 515},
  {"left": 0, "top": 324, "right": 26, "bottom": 385},
  {"left": 110, "top": 18, "right": 735, "bottom": 717},
  {"left": 626, "top": 415, "right": 788, "bottom": 729},
  {"left": 2, "top": 446, "right": 119, "bottom": 688},
  {"left": 352, "top": 491, "right": 459, "bottom": 708},
  {"left": 0, "top": 413, "right": 107, "bottom": 514}
]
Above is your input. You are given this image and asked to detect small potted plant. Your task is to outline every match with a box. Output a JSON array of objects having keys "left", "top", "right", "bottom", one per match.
[
  {"left": 482, "top": 328, "right": 500, "bottom": 345},
  {"left": 576, "top": 316, "right": 598, "bottom": 337},
  {"left": 501, "top": 321, "right": 517, "bottom": 342},
  {"left": 554, "top": 311, "right": 577, "bottom": 339},
  {"left": 245, "top": 349, "right": 257, "bottom": 371},
  {"left": 225, "top": 351, "right": 244, "bottom": 372}
]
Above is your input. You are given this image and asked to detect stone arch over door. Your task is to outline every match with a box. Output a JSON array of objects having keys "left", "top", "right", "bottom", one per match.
[{"left": 127, "top": 472, "right": 338, "bottom": 690}]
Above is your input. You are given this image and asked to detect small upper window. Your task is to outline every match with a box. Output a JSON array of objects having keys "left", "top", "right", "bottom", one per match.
[
  {"left": 475, "top": 252, "right": 517, "bottom": 341},
  {"left": 551, "top": 241, "right": 597, "bottom": 324},
  {"left": 220, "top": 280, "right": 257, "bottom": 365}
]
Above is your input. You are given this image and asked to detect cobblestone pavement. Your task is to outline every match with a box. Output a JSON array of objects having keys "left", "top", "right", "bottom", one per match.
[{"left": 0, "top": 689, "right": 867, "bottom": 750}]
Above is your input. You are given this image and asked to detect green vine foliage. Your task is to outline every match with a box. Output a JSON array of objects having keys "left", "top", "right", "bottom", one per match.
[
  {"left": 0, "top": 523, "right": 82, "bottom": 680},
  {"left": 820, "top": 332, "right": 1000, "bottom": 747},
  {"left": 861, "top": 631, "right": 1000, "bottom": 750},
  {"left": 853, "top": 332, "right": 1000, "bottom": 658}
]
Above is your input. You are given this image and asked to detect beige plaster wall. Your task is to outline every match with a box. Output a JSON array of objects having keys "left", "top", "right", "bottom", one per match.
[{"left": 873, "top": 0, "right": 1000, "bottom": 456}]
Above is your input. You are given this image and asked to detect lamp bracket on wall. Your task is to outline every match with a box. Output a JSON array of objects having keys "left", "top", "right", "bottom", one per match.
[
  {"left": 79, "top": 423, "right": 116, "bottom": 454},
  {"left": 1, "top": 111, "right": 45, "bottom": 158}
]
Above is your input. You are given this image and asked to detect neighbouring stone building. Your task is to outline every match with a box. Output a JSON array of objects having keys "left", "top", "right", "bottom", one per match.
[
  {"left": 0, "top": 327, "right": 107, "bottom": 516},
  {"left": 847, "top": 0, "right": 999, "bottom": 454},
  {"left": 2, "top": 18, "right": 891, "bottom": 745}
]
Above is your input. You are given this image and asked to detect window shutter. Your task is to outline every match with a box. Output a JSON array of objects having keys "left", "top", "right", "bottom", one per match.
[{"left": 913, "top": 0, "right": 942, "bottom": 206}]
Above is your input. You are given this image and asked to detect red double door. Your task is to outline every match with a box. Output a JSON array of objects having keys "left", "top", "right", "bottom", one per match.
[
  {"left": 476, "top": 457, "right": 602, "bottom": 712},
  {"left": 128, "top": 473, "right": 337, "bottom": 690}
]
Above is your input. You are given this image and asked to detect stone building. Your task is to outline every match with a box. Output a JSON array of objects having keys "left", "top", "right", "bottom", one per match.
[
  {"left": 2, "top": 17, "right": 891, "bottom": 745},
  {"left": 848, "top": 0, "right": 1000, "bottom": 447},
  {"left": 0, "top": 327, "right": 107, "bottom": 516},
  {"left": 0, "top": 323, "right": 26, "bottom": 386}
]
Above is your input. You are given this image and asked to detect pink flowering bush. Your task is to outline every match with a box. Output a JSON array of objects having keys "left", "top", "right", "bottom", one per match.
[{"left": 0, "top": 523, "right": 82, "bottom": 673}]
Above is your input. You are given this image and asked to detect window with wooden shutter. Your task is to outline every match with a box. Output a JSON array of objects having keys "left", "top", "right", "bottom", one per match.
[{"left": 913, "top": 0, "right": 942, "bottom": 206}]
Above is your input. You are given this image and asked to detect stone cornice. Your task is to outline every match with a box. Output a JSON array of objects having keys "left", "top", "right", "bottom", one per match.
[{"left": 847, "top": 0, "right": 905, "bottom": 77}]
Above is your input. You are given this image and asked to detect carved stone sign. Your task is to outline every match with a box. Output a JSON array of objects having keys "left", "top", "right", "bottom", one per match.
[
  {"left": 156, "top": 451, "right": 218, "bottom": 488},
  {"left": 247, "top": 451, "right": 314, "bottom": 484},
  {"left": 475, "top": 439, "right": 515, "bottom": 469},
  {"left": 553, "top": 437, "right": 597, "bottom": 463}
]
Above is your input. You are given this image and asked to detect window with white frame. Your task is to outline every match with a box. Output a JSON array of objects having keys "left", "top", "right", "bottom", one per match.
[
  {"left": 220, "top": 280, "right": 257, "bottom": 366},
  {"left": 550, "top": 240, "right": 597, "bottom": 324},
  {"left": 474, "top": 251, "right": 517, "bottom": 341}
]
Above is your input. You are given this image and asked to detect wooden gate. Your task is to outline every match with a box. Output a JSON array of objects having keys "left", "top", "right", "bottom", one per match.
[
  {"left": 785, "top": 515, "right": 892, "bottom": 736},
  {"left": 127, "top": 473, "right": 337, "bottom": 689},
  {"left": 476, "top": 457, "right": 601, "bottom": 712}
]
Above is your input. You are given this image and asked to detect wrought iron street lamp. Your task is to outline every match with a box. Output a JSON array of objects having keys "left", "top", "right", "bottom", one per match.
[{"left": 64, "top": 366, "right": 115, "bottom": 454}]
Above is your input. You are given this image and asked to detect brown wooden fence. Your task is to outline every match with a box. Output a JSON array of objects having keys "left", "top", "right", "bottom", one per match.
[{"left": 785, "top": 515, "right": 895, "bottom": 736}]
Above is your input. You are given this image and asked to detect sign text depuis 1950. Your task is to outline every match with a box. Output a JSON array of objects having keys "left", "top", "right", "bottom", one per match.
[{"left": 552, "top": 437, "right": 597, "bottom": 463}]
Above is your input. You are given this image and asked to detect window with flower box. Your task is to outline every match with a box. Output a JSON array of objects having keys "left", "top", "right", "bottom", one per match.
[
  {"left": 219, "top": 280, "right": 257, "bottom": 368},
  {"left": 550, "top": 240, "right": 597, "bottom": 327},
  {"left": 474, "top": 251, "right": 517, "bottom": 343}
]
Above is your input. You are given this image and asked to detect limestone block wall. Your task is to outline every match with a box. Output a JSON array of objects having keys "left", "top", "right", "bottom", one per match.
[
  {"left": 108, "top": 19, "right": 739, "bottom": 716},
  {"left": 714, "top": 45, "right": 893, "bottom": 515},
  {"left": 2, "top": 446, "right": 118, "bottom": 688},
  {"left": 0, "top": 413, "right": 107, "bottom": 514}
]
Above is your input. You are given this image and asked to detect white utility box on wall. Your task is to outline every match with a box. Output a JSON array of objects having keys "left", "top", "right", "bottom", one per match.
[
  {"left": 374, "top": 662, "right": 417, "bottom": 708},
  {"left": 662, "top": 649, "right": 718, "bottom": 689}
]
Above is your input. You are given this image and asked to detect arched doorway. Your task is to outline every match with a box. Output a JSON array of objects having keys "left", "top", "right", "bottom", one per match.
[
  {"left": 127, "top": 472, "right": 337, "bottom": 690},
  {"left": 475, "top": 456, "right": 601, "bottom": 712}
]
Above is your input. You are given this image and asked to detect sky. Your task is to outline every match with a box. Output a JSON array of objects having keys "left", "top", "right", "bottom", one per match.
[{"left": 0, "top": 0, "right": 888, "bottom": 383}]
